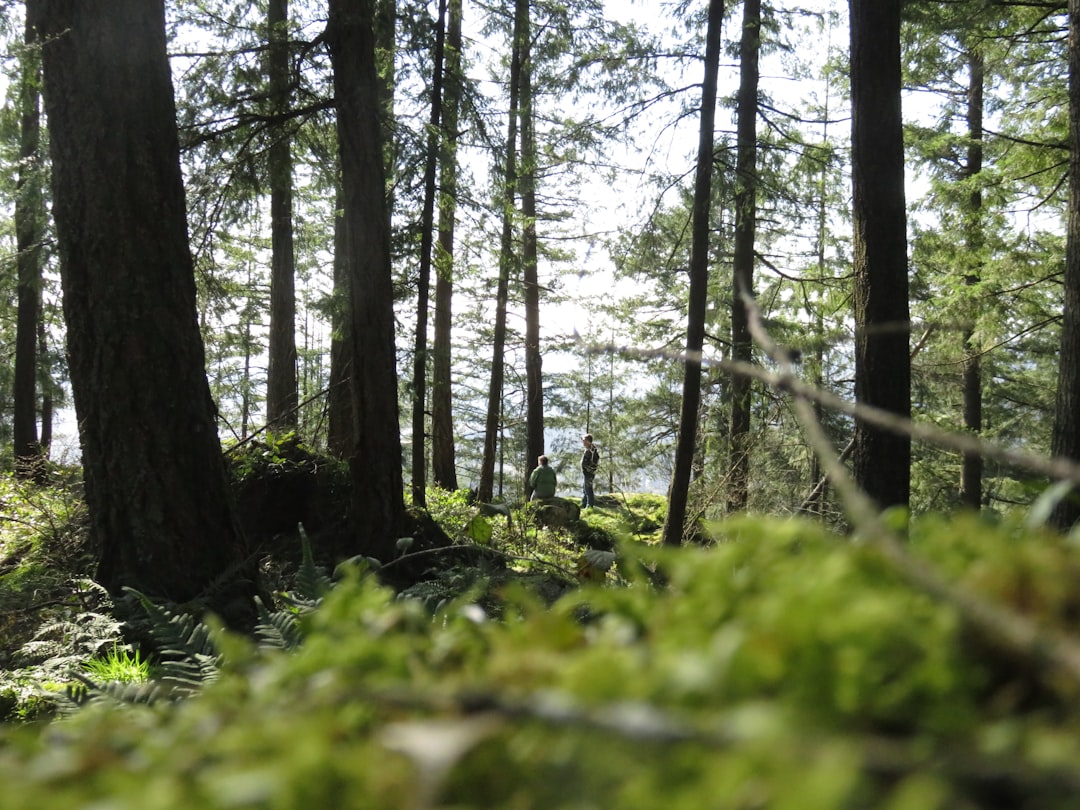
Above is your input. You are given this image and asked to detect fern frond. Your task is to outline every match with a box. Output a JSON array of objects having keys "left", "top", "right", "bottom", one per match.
[
  {"left": 294, "top": 524, "right": 333, "bottom": 600},
  {"left": 253, "top": 596, "right": 305, "bottom": 651},
  {"left": 124, "top": 588, "right": 222, "bottom": 690}
]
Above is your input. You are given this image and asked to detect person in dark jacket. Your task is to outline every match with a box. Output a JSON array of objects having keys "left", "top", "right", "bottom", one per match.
[
  {"left": 580, "top": 434, "right": 600, "bottom": 508},
  {"left": 529, "top": 455, "right": 557, "bottom": 500}
]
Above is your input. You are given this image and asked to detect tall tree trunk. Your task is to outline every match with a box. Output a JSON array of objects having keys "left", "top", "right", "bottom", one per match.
[
  {"left": 478, "top": 6, "right": 524, "bottom": 504},
  {"left": 329, "top": 0, "right": 406, "bottom": 560},
  {"left": 1051, "top": 0, "right": 1080, "bottom": 530},
  {"left": 431, "top": 0, "right": 462, "bottom": 491},
  {"left": 13, "top": 13, "right": 44, "bottom": 478},
  {"left": 727, "top": 0, "right": 761, "bottom": 514},
  {"left": 849, "top": 0, "right": 911, "bottom": 511},
  {"left": 960, "top": 46, "right": 984, "bottom": 510},
  {"left": 37, "top": 319, "right": 53, "bottom": 455},
  {"left": 327, "top": 184, "right": 353, "bottom": 459},
  {"left": 660, "top": 0, "right": 724, "bottom": 547},
  {"left": 265, "top": 0, "right": 298, "bottom": 431},
  {"left": 410, "top": 0, "right": 448, "bottom": 508},
  {"left": 519, "top": 0, "right": 544, "bottom": 501},
  {"left": 804, "top": 44, "right": 834, "bottom": 518},
  {"left": 33, "top": 0, "right": 257, "bottom": 613}
]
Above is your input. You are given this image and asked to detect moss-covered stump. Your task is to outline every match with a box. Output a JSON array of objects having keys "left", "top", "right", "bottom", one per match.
[{"left": 226, "top": 435, "right": 353, "bottom": 571}]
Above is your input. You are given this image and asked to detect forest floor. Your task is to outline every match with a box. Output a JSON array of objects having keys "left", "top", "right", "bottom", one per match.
[{"left": 0, "top": 444, "right": 667, "bottom": 719}]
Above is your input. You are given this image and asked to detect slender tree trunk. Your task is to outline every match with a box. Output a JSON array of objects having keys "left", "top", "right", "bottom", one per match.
[
  {"left": 519, "top": 0, "right": 544, "bottom": 501},
  {"left": 1051, "top": 0, "right": 1080, "bottom": 530},
  {"left": 410, "top": 0, "right": 448, "bottom": 507},
  {"left": 661, "top": 0, "right": 724, "bottom": 546},
  {"left": 727, "top": 0, "right": 760, "bottom": 514},
  {"left": 13, "top": 14, "right": 44, "bottom": 478},
  {"left": 265, "top": 0, "right": 298, "bottom": 431},
  {"left": 327, "top": 184, "right": 353, "bottom": 458},
  {"left": 849, "top": 0, "right": 911, "bottom": 511},
  {"left": 37, "top": 316, "right": 52, "bottom": 455},
  {"left": 431, "top": 0, "right": 462, "bottom": 491},
  {"left": 478, "top": 6, "right": 523, "bottom": 504},
  {"left": 33, "top": 0, "right": 257, "bottom": 613},
  {"left": 804, "top": 50, "right": 834, "bottom": 518},
  {"left": 960, "top": 46, "right": 984, "bottom": 510},
  {"left": 329, "top": 0, "right": 406, "bottom": 560}
]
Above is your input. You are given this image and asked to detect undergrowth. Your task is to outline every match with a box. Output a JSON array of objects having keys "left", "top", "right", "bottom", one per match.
[{"left": 5, "top": 470, "right": 1080, "bottom": 807}]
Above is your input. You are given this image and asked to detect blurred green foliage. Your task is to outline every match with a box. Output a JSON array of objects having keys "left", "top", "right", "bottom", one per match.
[{"left": 2, "top": 508, "right": 1080, "bottom": 808}]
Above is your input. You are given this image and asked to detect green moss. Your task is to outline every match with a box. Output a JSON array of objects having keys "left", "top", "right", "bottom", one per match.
[{"left": 2, "top": 513, "right": 1080, "bottom": 807}]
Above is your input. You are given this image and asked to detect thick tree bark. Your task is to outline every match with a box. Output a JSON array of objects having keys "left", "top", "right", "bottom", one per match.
[
  {"left": 410, "top": 0, "right": 448, "bottom": 507},
  {"left": 478, "top": 6, "right": 524, "bottom": 504},
  {"left": 660, "top": 0, "right": 724, "bottom": 546},
  {"left": 265, "top": 0, "right": 299, "bottom": 432},
  {"left": 849, "top": 0, "right": 911, "bottom": 511},
  {"left": 1051, "top": 0, "right": 1080, "bottom": 530},
  {"left": 960, "top": 46, "right": 984, "bottom": 511},
  {"left": 431, "top": 0, "right": 463, "bottom": 492},
  {"left": 727, "top": 0, "right": 761, "bottom": 514},
  {"left": 33, "top": 0, "right": 256, "bottom": 611},
  {"left": 519, "top": 0, "right": 544, "bottom": 501},
  {"left": 13, "top": 14, "right": 44, "bottom": 478},
  {"left": 329, "top": 0, "right": 406, "bottom": 559}
]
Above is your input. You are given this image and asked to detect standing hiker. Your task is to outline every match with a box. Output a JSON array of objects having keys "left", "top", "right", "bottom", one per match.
[{"left": 581, "top": 434, "right": 600, "bottom": 508}]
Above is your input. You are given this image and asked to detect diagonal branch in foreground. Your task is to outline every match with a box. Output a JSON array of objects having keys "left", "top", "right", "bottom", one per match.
[{"left": 737, "top": 294, "right": 1080, "bottom": 696}]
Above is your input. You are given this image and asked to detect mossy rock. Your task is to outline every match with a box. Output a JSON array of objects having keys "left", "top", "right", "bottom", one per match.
[{"left": 534, "top": 497, "right": 581, "bottom": 527}]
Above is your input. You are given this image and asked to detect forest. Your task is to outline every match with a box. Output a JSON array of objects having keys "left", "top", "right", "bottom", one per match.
[{"left": 3, "top": 0, "right": 1080, "bottom": 807}]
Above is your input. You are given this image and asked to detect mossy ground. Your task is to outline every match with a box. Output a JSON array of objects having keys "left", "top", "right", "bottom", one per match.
[{"left": 5, "top": 452, "right": 1080, "bottom": 808}]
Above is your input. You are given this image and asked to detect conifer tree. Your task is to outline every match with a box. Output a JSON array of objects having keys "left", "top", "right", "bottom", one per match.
[
  {"left": 265, "top": 0, "right": 299, "bottom": 431},
  {"left": 849, "top": 0, "right": 910, "bottom": 511},
  {"left": 1051, "top": 0, "right": 1080, "bottom": 529},
  {"left": 410, "top": 0, "right": 448, "bottom": 508},
  {"left": 661, "top": 0, "right": 724, "bottom": 546},
  {"left": 32, "top": 0, "right": 260, "bottom": 613},
  {"left": 431, "top": 0, "right": 463, "bottom": 492},
  {"left": 520, "top": 0, "right": 545, "bottom": 502},
  {"left": 727, "top": 0, "right": 761, "bottom": 513},
  {"left": 329, "top": 0, "right": 406, "bottom": 559},
  {"left": 12, "top": 11, "right": 44, "bottom": 478},
  {"left": 478, "top": 3, "right": 523, "bottom": 505}
]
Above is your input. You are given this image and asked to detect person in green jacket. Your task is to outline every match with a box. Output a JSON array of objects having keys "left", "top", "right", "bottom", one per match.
[{"left": 529, "top": 455, "right": 557, "bottom": 500}]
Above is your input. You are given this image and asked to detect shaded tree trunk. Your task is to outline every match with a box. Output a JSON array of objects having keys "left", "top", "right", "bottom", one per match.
[
  {"left": 410, "top": 0, "right": 448, "bottom": 508},
  {"left": 265, "top": 0, "right": 298, "bottom": 432},
  {"left": 804, "top": 61, "right": 834, "bottom": 519},
  {"left": 33, "top": 0, "right": 256, "bottom": 612},
  {"left": 329, "top": 0, "right": 406, "bottom": 560},
  {"left": 1051, "top": 0, "right": 1080, "bottom": 530},
  {"left": 960, "top": 45, "right": 984, "bottom": 510},
  {"left": 13, "top": 14, "right": 44, "bottom": 478},
  {"left": 727, "top": 0, "right": 761, "bottom": 514},
  {"left": 327, "top": 184, "right": 353, "bottom": 459},
  {"left": 478, "top": 5, "right": 524, "bottom": 504},
  {"left": 37, "top": 318, "right": 53, "bottom": 455},
  {"left": 519, "top": 0, "right": 544, "bottom": 501},
  {"left": 660, "top": 0, "right": 724, "bottom": 546},
  {"left": 849, "top": 0, "right": 911, "bottom": 511},
  {"left": 431, "top": 0, "right": 463, "bottom": 491}
]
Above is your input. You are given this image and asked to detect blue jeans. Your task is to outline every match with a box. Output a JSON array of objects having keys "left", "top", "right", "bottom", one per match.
[{"left": 582, "top": 475, "right": 596, "bottom": 508}]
